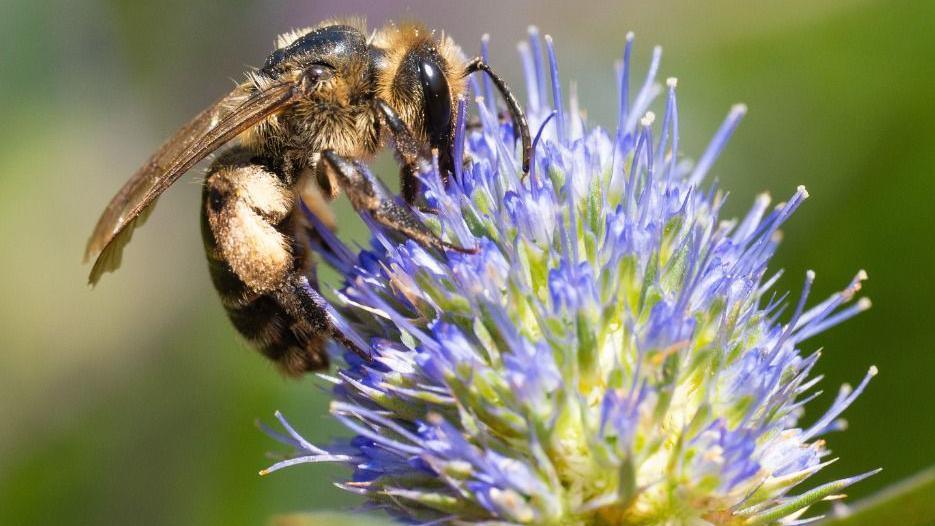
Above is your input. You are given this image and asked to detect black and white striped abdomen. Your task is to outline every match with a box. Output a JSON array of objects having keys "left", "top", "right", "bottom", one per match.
[{"left": 199, "top": 149, "right": 329, "bottom": 375}]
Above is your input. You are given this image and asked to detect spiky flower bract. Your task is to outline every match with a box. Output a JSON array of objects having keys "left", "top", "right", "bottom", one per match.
[{"left": 262, "top": 29, "right": 878, "bottom": 525}]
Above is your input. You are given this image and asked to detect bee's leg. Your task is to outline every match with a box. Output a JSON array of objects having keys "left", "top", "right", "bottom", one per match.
[
  {"left": 283, "top": 210, "right": 367, "bottom": 362},
  {"left": 463, "top": 57, "right": 532, "bottom": 177},
  {"left": 375, "top": 100, "right": 431, "bottom": 206},
  {"left": 273, "top": 273, "right": 368, "bottom": 362},
  {"left": 320, "top": 149, "right": 476, "bottom": 254}
]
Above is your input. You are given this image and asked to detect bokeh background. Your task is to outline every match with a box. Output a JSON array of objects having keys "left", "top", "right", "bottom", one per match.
[{"left": 1, "top": 0, "right": 933, "bottom": 524}]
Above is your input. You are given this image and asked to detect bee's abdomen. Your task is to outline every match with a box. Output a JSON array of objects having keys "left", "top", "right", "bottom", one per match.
[
  {"left": 200, "top": 161, "right": 328, "bottom": 376},
  {"left": 202, "top": 220, "right": 328, "bottom": 374}
]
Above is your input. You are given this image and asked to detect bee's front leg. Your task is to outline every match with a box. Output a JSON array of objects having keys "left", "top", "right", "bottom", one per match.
[{"left": 374, "top": 99, "right": 432, "bottom": 206}]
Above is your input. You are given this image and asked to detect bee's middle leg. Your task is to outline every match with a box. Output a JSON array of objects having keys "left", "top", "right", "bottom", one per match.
[{"left": 319, "top": 149, "right": 476, "bottom": 254}]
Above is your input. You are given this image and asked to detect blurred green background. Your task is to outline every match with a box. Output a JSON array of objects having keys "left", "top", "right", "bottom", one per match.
[{"left": 1, "top": 0, "right": 933, "bottom": 524}]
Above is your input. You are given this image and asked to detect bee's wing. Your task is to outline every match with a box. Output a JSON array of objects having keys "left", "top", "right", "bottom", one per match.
[{"left": 85, "top": 81, "right": 299, "bottom": 285}]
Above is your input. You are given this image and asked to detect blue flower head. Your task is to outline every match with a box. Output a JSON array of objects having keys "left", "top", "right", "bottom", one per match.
[{"left": 262, "top": 29, "right": 878, "bottom": 525}]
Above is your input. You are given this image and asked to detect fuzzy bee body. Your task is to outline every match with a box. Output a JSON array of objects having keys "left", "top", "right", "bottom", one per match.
[
  {"left": 85, "top": 19, "right": 530, "bottom": 376},
  {"left": 200, "top": 147, "right": 332, "bottom": 374}
]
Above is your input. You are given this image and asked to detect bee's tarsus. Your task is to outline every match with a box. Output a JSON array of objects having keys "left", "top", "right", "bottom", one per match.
[{"left": 444, "top": 241, "right": 480, "bottom": 255}]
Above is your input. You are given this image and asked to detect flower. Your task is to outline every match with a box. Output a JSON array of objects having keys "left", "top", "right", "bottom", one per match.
[{"left": 261, "top": 28, "right": 878, "bottom": 525}]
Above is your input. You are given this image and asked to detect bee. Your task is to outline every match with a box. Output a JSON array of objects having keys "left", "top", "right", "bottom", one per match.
[{"left": 84, "top": 19, "right": 531, "bottom": 376}]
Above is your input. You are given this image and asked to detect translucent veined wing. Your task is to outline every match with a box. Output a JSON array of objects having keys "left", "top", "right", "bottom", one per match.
[{"left": 85, "top": 80, "right": 299, "bottom": 285}]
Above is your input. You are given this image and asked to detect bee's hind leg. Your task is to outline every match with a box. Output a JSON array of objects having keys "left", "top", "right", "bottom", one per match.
[
  {"left": 273, "top": 273, "right": 369, "bottom": 364},
  {"left": 319, "top": 149, "right": 476, "bottom": 254}
]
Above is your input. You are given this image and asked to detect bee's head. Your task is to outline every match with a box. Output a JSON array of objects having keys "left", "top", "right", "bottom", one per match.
[
  {"left": 370, "top": 23, "right": 468, "bottom": 175},
  {"left": 259, "top": 23, "right": 369, "bottom": 89}
]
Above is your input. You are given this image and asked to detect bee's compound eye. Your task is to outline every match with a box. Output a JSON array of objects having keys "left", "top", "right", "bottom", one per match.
[
  {"left": 417, "top": 58, "right": 452, "bottom": 154},
  {"left": 208, "top": 187, "right": 225, "bottom": 213}
]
